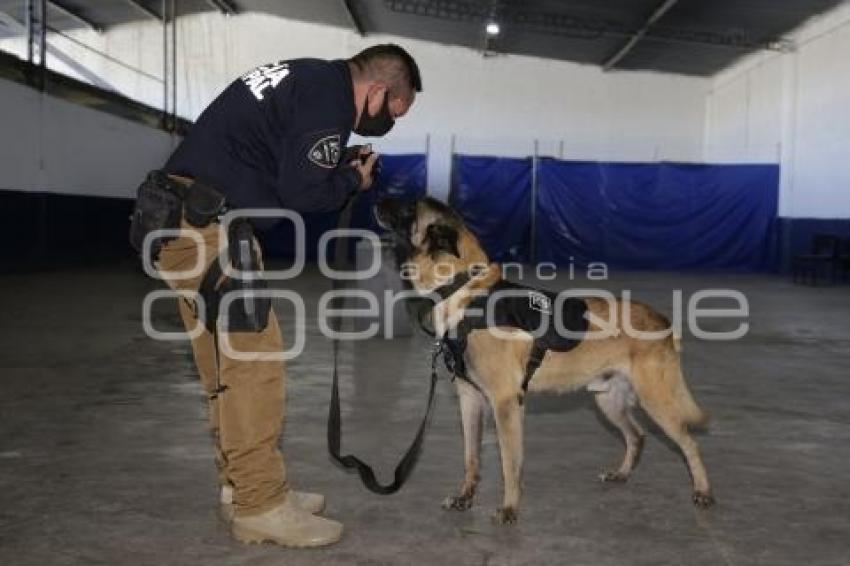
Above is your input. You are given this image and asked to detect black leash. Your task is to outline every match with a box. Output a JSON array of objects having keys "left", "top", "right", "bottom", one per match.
[
  {"left": 326, "top": 194, "right": 440, "bottom": 494},
  {"left": 328, "top": 337, "right": 441, "bottom": 494}
]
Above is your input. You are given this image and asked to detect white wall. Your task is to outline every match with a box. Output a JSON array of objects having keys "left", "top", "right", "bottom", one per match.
[
  {"left": 0, "top": 77, "right": 177, "bottom": 198},
  {"left": 705, "top": 1, "right": 850, "bottom": 218},
  {"left": 1, "top": 12, "right": 709, "bottom": 200}
]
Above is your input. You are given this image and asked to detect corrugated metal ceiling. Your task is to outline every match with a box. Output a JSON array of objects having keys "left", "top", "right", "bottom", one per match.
[{"left": 0, "top": 0, "right": 844, "bottom": 76}]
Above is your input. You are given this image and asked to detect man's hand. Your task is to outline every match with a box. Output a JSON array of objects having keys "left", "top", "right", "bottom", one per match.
[
  {"left": 341, "top": 144, "right": 368, "bottom": 166},
  {"left": 353, "top": 151, "right": 379, "bottom": 191}
]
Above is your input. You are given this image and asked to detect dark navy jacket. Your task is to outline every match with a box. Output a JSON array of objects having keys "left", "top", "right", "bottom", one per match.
[{"left": 165, "top": 58, "right": 360, "bottom": 216}]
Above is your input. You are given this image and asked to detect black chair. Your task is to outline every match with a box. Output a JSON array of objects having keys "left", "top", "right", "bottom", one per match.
[{"left": 792, "top": 234, "right": 841, "bottom": 285}]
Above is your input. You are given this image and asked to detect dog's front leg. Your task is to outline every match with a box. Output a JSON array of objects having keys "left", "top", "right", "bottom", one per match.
[
  {"left": 442, "top": 379, "right": 485, "bottom": 512},
  {"left": 492, "top": 394, "right": 524, "bottom": 524}
]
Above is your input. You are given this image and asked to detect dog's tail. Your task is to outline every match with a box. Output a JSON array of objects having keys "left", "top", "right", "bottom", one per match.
[
  {"left": 661, "top": 347, "right": 710, "bottom": 428},
  {"left": 680, "top": 388, "right": 711, "bottom": 429}
]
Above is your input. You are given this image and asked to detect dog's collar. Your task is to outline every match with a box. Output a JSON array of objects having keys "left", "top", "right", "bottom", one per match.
[
  {"left": 431, "top": 271, "right": 472, "bottom": 301},
  {"left": 429, "top": 264, "right": 489, "bottom": 302},
  {"left": 411, "top": 267, "right": 487, "bottom": 338}
]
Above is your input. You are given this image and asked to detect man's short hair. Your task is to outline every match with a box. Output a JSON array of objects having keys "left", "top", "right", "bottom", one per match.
[{"left": 349, "top": 44, "right": 423, "bottom": 98}]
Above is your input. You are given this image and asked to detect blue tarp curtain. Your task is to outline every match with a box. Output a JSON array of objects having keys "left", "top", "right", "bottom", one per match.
[
  {"left": 451, "top": 155, "right": 779, "bottom": 271},
  {"left": 450, "top": 156, "right": 533, "bottom": 263},
  {"left": 262, "top": 153, "right": 427, "bottom": 259}
]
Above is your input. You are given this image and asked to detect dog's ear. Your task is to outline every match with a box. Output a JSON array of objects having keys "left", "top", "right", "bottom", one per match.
[{"left": 424, "top": 223, "right": 460, "bottom": 258}]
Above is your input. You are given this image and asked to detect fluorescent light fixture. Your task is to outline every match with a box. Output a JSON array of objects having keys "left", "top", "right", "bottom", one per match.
[{"left": 485, "top": 21, "right": 500, "bottom": 36}]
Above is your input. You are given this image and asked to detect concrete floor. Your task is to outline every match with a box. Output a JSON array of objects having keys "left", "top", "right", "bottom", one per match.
[{"left": 1, "top": 262, "right": 849, "bottom": 565}]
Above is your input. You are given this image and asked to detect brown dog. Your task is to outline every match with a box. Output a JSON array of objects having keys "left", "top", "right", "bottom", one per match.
[{"left": 376, "top": 197, "right": 713, "bottom": 524}]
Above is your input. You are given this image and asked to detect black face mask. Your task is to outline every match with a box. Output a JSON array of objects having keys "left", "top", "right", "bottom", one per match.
[{"left": 354, "top": 90, "right": 395, "bottom": 137}]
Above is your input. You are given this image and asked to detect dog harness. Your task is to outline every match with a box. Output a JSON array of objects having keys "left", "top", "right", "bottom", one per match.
[{"left": 429, "top": 273, "right": 589, "bottom": 398}]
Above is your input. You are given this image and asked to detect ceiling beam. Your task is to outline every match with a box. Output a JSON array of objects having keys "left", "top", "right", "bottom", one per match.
[
  {"left": 121, "top": 0, "right": 162, "bottom": 21},
  {"left": 602, "top": 0, "right": 678, "bottom": 70},
  {"left": 46, "top": 0, "right": 104, "bottom": 33},
  {"left": 206, "top": 0, "right": 239, "bottom": 16},
  {"left": 385, "top": 0, "right": 794, "bottom": 54},
  {"left": 48, "top": 23, "right": 163, "bottom": 82},
  {"left": 342, "top": 0, "right": 365, "bottom": 36},
  {"left": 0, "top": 10, "right": 24, "bottom": 36},
  {"left": 41, "top": 40, "right": 116, "bottom": 90},
  {"left": 648, "top": 27, "right": 795, "bottom": 53}
]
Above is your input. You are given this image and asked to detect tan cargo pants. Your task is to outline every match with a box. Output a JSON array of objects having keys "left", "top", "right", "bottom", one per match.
[{"left": 156, "top": 215, "right": 287, "bottom": 517}]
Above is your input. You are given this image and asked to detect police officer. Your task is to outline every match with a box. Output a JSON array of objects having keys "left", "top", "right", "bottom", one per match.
[{"left": 154, "top": 45, "right": 421, "bottom": 548}]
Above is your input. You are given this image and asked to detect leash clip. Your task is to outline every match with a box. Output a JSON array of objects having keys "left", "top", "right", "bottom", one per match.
[{"left": 430, "top": 339, "right": 448, "bottom": 365}]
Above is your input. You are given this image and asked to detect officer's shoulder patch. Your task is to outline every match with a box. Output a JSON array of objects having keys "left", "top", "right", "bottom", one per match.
[
  {"left": 308, "top": 134, "right": 341, "bottom": 169},
  {"left": 241, "top": 61, "right": 290, "bottom": 101}
]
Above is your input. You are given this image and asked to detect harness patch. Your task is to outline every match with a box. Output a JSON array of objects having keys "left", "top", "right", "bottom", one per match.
[
  {"left": 528, "top": 291, "right": 552, "bottom": 314},
  {"left": 308, "top": 134, "right": 341, "bottom": 169}
]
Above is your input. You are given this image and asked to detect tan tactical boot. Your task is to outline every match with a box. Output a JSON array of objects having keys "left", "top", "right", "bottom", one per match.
[
  {"left": 219, "top": 485, "right": 325, "bottom": 522},
  {"left": 231, "top": 496, "right": 343, "bottom": 548}
]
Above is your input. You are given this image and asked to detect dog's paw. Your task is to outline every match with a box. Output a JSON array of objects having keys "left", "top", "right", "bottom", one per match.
[
  {"left": 692, "top": 491, "right": 716, "bottom": 508},
  {"left": 491, "top": 507, "right": 518, "bottom": 525},
  {"left": 598, "top": 470, "right": 629, "bottom": 483},
  {"left": 441, "top": 494, "right": 473, "bottom": 511}
]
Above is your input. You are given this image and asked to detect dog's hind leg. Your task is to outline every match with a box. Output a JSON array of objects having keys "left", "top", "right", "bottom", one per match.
[
  {"left": 442, "top": 379, "right": 485, "bottom": 512},
  {"left": 630, "top": 350, "right": 714, "bottom": 508},
  {"left": 591, "top": 373, "right": 645, "bottom": 483}
]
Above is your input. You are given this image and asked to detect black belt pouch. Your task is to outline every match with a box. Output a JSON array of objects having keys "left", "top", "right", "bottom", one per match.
[{"left": 129, "top": 170, "right": 183, "bottom": 261}]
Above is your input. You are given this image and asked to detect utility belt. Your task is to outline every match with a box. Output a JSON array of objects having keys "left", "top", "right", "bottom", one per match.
[
  {"left": 129, "top": 170, "right": 227, "bottom": 262},
  {"left": 129, "top": 170, "right": 270, "bottom": 334}
]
